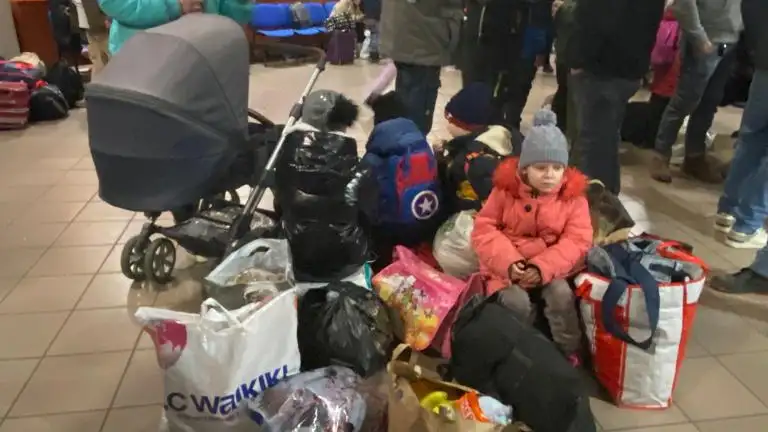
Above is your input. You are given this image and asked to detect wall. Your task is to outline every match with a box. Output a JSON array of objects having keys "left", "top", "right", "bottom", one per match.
[{"left": 0, "top": 0, "right": 21, "bottom": 58}]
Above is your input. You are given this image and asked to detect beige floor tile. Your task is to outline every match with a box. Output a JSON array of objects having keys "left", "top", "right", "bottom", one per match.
[
  {"left": 113, "top": 350, "right": 164, "bottom": 407},
  {"left": 0, "top": 186, "right": 49, "bottom": 203},
  {"left": 54, "top": 221, "right": 129, "bottom": 247},
  {"left": 77, "top": 273, "right": 157, "bottom": 310},
  {"left": 20, "top": 202, "right": 86, "bottom": 223},
  {"left": 48, "top": 309, "right": 141, "bottom": 355},
  {"left": 117, "top": 221, "right": 147, "bottom": 244},
  {"left": 137, "top": 331, "right": 155, "bottom": 350},
  {"left": 10, "top": 351, "right": 131, "bottom": 416},
  {"left": 696, "top": 415, "right": 768, "bottom": 431},
  {"left": 0, "top": 275, "right": 92, "bottom": 313},
  {"left": 75, "top": 202, "right": 134, "bottom": 222},
  {"left": 73, "top": 156, "right": 95, "bottom": 170},
  {"left": 590, "top": 397, "right": 688, "bottom": 430},
  {"left": 0, "top": 248, "right": 46, "bottom": 278},
  {"left": 7, "top": 169, "right": 67, "bottom": 187},
  {"left": 0, "top": 411, "right": 105, "bottom": 432},
  {"left": 682, "top": 338, "right": 709, "bottom": 359},
  {"left": 718, "top": 352, "right": 768, "bottom": 406},
  {"left": 0, "top": 222, "right": 67, "bottom": 249},
  {"left": 0, "top": 312, "right": 68, "bottom": 359},
  {"left": 99, "top": 246, "right": 124, "bottom": 274},
  {"left": 102, "top": 406, "right": 164, "bottom": 432},
  {"left": 39, "top": 185, "right": 97, "bottom": 202},
  {"left": 690, "top": 306, "right": 768, "bottom": 355},
  {"left": 0, "top": 359, "right": 38, "bottom": 416},
  {"left": 153, "top": 278, "right": 205, "bottom": 313},
  {"left": 32, "top": 157, "right": 81, "bottom": 171},
  {"left": 0, "top": 204, "right": 23, "bottom": 227},
  {"left": 28, "top": 246, "right": 111, "bottom": 277},
  {"left": 0, "top": 278, "right": 19, "bottom": 303},
  {"left": 59, "top": 170, "right": 99, "bottom": 186},
  {"left": 612, "top": 425, "right": 699, "bottom": 432},
  {"left": 673, "top": 357, "right": 767, "bottom": 421}
]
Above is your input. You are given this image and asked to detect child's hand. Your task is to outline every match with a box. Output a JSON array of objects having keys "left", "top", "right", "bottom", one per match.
[
  {"left": 519, "top": 267, "right": 542, "bottom": 288},
  {"left": 508, "top": 262, "right": 526, "bottom": 282}
]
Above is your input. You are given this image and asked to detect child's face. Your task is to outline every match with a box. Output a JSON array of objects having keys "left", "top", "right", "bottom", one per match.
[{"left": 524, "top": 163, "right": 565, "bottom": 193}]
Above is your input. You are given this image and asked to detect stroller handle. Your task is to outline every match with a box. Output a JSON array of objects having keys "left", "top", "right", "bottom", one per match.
[{"left": 252, "top": 41, "right": 327, "bottom": 72}]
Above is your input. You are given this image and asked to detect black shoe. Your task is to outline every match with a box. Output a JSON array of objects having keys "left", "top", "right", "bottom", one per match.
[
  {"left": 542, "top": 63, "right": 554, "bottom": 74},
  {"left": 369, "top": 52, "right": 380, "bottom": 63},
  {"left": 710, "top": 269, "right": 768, "bottom": 295}
]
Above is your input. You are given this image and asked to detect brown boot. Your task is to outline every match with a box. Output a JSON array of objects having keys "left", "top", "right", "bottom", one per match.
[
  {"left": 682, "top": 155, "right": 724, "bottom": 184},
  {"left": 649, "top": 153, "right": 672, "bottom": 183}
]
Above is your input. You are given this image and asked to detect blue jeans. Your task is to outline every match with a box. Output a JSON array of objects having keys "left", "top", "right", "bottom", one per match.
[
  {"left": 753, "top": 246, "right": 768, "bottom": 278},
  {"left": 655, "top": 36, "right": 735, "bottom": 158},
  {"left": 717, "top": 69, "right": 768, "bottom": 234},
  {"left": 394, "top": 62, "right": 441, "bottom": 134}
]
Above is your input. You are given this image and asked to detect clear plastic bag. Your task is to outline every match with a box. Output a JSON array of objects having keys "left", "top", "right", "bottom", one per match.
[
  {"left": 433, "top": 211, "right": 478, "bottom": 279},
  {"left": 205, "top": 239, "right": 294, "bottom": 309},
  {"left": 248, "top": 366, "right": 368, "bottom": 431}
]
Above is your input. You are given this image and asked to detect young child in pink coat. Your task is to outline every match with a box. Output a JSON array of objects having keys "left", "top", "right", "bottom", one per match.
[{"left": 471, "top": 109, "right": 593, "bottom": 365}]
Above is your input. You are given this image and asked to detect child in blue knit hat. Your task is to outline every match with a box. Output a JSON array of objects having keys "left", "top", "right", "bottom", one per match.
[{"left": 437, "top": 83, "right": 522, "bottom": 214}]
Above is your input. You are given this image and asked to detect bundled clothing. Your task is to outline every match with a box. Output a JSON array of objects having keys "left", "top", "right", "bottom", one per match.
[
  {"left": 98, "top": 0, "right": 252, "bottom": 54},
  {"left": 274, "top": 92, "right": 375, "bottom": 281}
]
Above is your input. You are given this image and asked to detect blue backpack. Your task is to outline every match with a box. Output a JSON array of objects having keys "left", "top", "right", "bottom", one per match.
[{"left": 363, "top": 118, "right": 442, "bottom": 225}]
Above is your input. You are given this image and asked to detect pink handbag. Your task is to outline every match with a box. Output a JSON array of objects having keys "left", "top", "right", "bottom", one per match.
[
  {"left": 372, "top": 246, "right": 464, "bottom": 351},
  {"left": 430, "top": 273, "right": 489, "bottom": 359}
]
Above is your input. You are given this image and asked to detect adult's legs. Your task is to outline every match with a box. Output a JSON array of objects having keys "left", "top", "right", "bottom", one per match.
[
  {"left": 570, "top": 71, "right": 639, "bottom": 194},
  {"left": 710, "top": 243, "right": 768, "bottom": 294},
  {"left": 541, "top": 279, "right": 582, "bottom": 355},
  {"left": 682, "top": 44, "right": 738, "bottom": 182},
  {"left": 650, "top": 35, "right": 722, "bottom": 182},
  {"left": 501, "top": 59, "right": 538, "bottom": 130},
  {"left": 645, "top": 93, "right": 670, "bottom": 148},
  {"left": 365, "top": 19, "right": 380, "bottom": 61},
  {"left": 86, "top": 31, "right": 110, "bottom": 75},
  {"left": 394, "top": 62, "right": 441, "bottom": 135},
  {"left": 716, "top": 69, "right": 768, "bottom": 248},
  {"left": 551, "top": 62, "right": 569, "bottom": 133}
]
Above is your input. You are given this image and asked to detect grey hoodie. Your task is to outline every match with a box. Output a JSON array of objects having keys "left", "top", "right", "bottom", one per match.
[{"left": 673, "top": 0, "right": 743, "bottom": 45}]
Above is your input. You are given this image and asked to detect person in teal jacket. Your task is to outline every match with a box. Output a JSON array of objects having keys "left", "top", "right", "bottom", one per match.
[{"left": 98, "top": 0, "right": 253, "bottom": 54}]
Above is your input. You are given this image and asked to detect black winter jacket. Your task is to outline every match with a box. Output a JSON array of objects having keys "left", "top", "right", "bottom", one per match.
[
  {"left": 274, "top": 124, "right": 376, "bottom": 281},
  {"left": 462, "top": 0, "right": 531, "bottom": 77},
  {"left": 567, "top": 0, "right": 665, "bottom": 79}
]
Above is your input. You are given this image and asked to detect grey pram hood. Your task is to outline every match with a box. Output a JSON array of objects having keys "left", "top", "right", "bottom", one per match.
[{"left": 88, "top": 14, "right": 250, "bottom": 142}]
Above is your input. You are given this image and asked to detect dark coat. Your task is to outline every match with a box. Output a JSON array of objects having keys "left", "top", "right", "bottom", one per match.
[{"left": 743, "top": 0, "right": 768, "bottom": 70}]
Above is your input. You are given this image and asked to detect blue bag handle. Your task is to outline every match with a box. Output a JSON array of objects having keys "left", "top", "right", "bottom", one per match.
[{"left": 600, "top": 252, "right": 661, "bottom": 351}]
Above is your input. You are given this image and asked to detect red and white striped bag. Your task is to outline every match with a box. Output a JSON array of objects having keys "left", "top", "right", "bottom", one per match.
[
  {"left": 0, "top": 81, "right": 30, "bottom": 129},
  {"left": 575, "top": 238, "right": 708, "bottom": 409}
]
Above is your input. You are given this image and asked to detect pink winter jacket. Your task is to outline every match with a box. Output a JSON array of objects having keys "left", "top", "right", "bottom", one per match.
[{"left": 471, "top": 158, "right": 593, "bottom": 295}]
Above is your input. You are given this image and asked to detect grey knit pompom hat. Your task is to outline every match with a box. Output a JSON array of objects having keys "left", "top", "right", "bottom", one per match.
[{"left": 518, "top": 109, "right": 569, "bottom": 170}]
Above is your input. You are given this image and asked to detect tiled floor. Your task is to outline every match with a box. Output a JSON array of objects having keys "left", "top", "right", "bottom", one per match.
[{"left": 0, "top": 61, "right": 765, "bottom": 432}]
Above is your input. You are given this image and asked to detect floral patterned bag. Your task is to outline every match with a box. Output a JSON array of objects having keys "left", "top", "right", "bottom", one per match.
[{"left": 373, "top": 246, "right": 465, "bottom": 350}]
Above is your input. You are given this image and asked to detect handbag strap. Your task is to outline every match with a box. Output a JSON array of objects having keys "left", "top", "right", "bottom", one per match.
[
  {"left": 599, "top": 249, "right": 661, "bottom": 350},
  {"left": 656, "top": 240, "right": 709, "bottom": 273}
]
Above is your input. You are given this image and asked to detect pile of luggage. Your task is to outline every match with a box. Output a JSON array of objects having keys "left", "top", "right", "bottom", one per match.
[{"left": 0, "top": 53, "right": 83, "bottom": 129}]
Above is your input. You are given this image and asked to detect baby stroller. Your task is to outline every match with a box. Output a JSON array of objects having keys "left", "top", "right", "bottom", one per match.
[{"left": 86, "top": 14, "right": 327, "bottom": 284}]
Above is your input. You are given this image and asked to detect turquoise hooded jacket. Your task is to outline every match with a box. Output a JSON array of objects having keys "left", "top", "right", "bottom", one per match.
[{"left": 98, "top": 0, "right": 253, "bottom": 54}]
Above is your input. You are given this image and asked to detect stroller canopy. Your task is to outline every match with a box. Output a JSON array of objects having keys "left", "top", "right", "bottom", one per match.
[{"left": 88, "top": 14, "right": 250, "bottom": 141}]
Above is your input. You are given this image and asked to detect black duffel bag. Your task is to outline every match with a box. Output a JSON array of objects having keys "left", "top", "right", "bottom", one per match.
[{"left": 446, "top": 294, "right": 597, "bottom": 432}]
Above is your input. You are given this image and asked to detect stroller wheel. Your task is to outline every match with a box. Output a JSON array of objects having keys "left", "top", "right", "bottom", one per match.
[
  {"left": 121, "top": 236, "right": 147, "bottom": 281},
  {"left": 143, "top": 238, "right": 176, "bottom": 284}
]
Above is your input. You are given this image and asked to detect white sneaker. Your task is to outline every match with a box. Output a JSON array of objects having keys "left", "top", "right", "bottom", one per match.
[
  {"left": 714, "top": 213, "right": 735, "bottom": 233},
  {"left": 724, "top": 227, "right": 768, "bottom": 249}
]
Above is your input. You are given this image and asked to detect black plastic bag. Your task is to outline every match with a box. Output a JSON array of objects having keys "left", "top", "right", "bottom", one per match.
[
  {"left": 29, "top": 84, "right": 69, "bottom": 122},
  {"left": 298, "top": 282, "right": 397, "bottom": 377},
  {"left": 44, "top": 60, "right": 84, "bottom": 109}
]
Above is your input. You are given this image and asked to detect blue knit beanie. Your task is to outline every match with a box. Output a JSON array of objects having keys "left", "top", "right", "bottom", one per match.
[
  {"left": 519, "top": 109, "right": 569, "bottom": 170},
  {"left": 444, "top": 82, "right": 493, "bottom": 131}
]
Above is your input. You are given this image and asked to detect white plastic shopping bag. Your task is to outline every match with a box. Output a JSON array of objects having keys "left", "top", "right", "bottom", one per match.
[
  {"left": 135, "top": 291, "right": 301, "bottom": 432},
  {"left": 575, "top": 238, "right": 707, "bottom": 409},
  {"left": 433, "top": 211, "right": 478, "bottom": 279}
]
